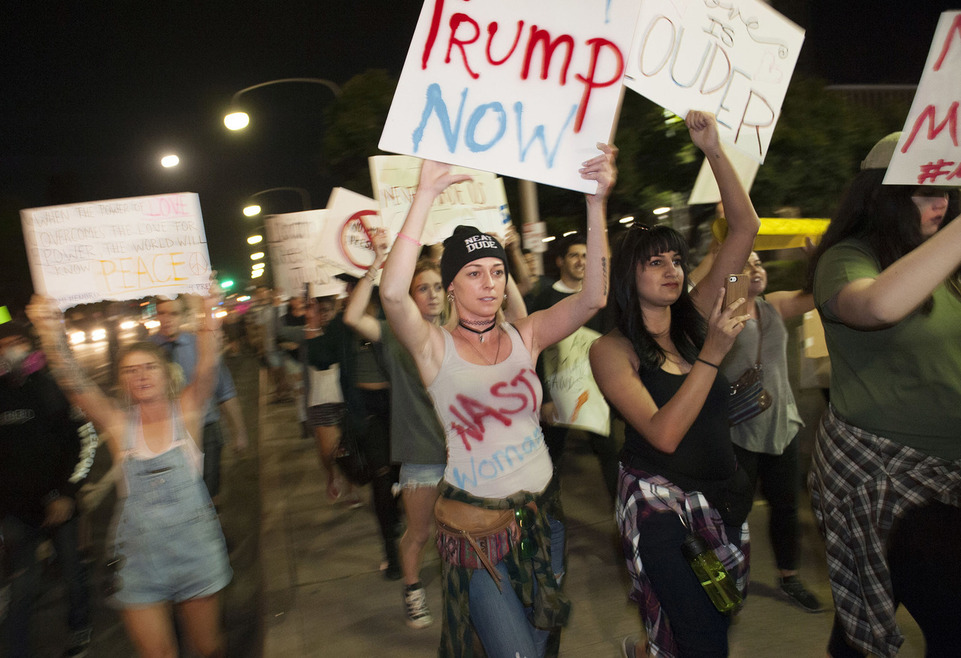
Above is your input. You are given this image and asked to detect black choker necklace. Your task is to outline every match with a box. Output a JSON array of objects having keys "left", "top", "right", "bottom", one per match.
[{"left": 458, "top": 321, "right": 496, "bottom": 342}]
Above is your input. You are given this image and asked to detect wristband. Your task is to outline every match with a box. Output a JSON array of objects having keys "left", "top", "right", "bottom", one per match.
[
  {"left": 696, "top": 357, "right": 719, "bottom": 369},
  {"left": 365, "top": 269, "right": 378, "bottom": 284},
  {"left": 396, "top": 232, "right": 422, "bottom": 247}
]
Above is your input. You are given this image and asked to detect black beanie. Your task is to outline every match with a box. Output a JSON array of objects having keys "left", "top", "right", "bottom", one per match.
[{"left": 441, "top": 225, "right": 510, "bottom": 290}]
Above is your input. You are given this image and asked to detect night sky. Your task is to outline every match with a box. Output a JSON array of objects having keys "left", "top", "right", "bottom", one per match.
[{"left": 0, "top": 0, "right": 956, "bottom": 307}]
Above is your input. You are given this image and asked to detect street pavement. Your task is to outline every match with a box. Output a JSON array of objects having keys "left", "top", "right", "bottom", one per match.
[{"left": 10, "top": 351, "right": 927, "bottom": 657}]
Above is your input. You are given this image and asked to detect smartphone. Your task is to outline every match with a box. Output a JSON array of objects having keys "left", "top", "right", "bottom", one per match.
[{"left": 724, "top": 274, "right": 750, "bottom": 316}]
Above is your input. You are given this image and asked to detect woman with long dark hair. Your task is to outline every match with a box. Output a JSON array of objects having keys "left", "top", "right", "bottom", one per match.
[
  {"left": 807, "top": 133, "right": 961, "bottom": 657},
  {"left": 590, "top": 111, "right": 759, "bottom": 657}
]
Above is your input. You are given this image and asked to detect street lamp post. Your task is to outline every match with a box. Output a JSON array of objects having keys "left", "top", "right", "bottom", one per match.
[
  {"left": 241, "top": 187, "right": 312, "bottom": 288},
  {"left": 224, "top": 78, "right": 342, "bottom": 130}
]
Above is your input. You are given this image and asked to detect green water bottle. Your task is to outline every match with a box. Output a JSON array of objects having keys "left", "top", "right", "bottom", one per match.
[{"left": 681, "top": 532, "right": 742, "bottom": 613}]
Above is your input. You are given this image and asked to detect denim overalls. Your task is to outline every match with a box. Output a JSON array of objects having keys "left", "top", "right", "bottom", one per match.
[{"left": 107, "top": 405, "right": 231, "bottom": 606}]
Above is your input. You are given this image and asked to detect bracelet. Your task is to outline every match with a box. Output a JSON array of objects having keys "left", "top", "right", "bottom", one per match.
[
  {"left": 365, "top": 268, "right": 378, "bottom": 283},
  {"left": 396, "top": 232, "right": 422, "bottom": 247},
  {"left": 696, "top": 357, "right": 719, "bottom": 369}
]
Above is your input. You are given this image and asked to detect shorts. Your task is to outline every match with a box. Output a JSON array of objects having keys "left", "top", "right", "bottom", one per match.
[
  {"left": 109, "top": 503, "right": 232, "bottom": 607},
  {"left": 308, "top": 403, "right": 346, "bottom": 428},
  {"left": 399, "top": 462, "right": 445, "bottom": 490}
]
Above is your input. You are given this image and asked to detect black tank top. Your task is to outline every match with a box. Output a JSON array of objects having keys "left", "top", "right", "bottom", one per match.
[{"left": 621, "top": 367, "right": 736, "bottom": 488}]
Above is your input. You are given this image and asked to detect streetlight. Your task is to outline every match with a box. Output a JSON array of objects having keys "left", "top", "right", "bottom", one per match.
[
  {"left": 242, "top": 187, "right": 311, "bottom": 216},
  {"left": 223, "top": 78, "right": 342, "bottom": 131}
]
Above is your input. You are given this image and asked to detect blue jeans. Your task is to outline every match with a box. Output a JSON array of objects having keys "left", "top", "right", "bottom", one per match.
[
  {"left": 469, "top": 516, "right": 565, "bottom": 658},
  {"left": 2, "top": 514, "right": 91, "bottom": 658}
]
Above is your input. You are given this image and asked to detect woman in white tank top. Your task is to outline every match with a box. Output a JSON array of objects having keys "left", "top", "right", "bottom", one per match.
[{"left": 380, "top": 149, "right": 616, "bottom": 658}]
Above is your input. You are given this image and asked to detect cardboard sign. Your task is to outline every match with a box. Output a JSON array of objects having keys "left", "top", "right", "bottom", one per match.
[
  {"left": 379, "top": 0, "right": 641, "bottom": 193},
  {"left": 624, "top": 0, "right": 804, "bottom": 163},
  {"left": 20, "top": 193, "right": 211, "bottom": 310},
  {"left": 541, "top": 327, "right": 610, "bottom": 436},
  {"left": 369, "top": 155, "right": 510, "bottom": 245},
  {"left": 265, "top": 210, "right": 344, "bottom": 299},
  {"left": 322, "top": 188, "right": 387, "bottom": 280},
  {"left": 886, "top": 11, "right": 961, "bottom": 186},
  {"left": 688, "top": 141, "right": 761, "bottom": 204}
]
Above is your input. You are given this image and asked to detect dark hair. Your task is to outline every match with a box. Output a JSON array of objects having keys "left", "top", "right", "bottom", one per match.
[
  {"left": 610, "top": 224, "right": 706, "bottom": 371},
  {"left": 555, "top": 233, "right": 586, "bottom": 259},
  {"left": 806, "top": 169, "right": 931, "bottom": 310}
]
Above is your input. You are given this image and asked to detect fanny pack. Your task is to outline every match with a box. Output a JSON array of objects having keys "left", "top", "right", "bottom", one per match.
[{"left": 435, "top": 496, "right": 522, "bottom": 588}]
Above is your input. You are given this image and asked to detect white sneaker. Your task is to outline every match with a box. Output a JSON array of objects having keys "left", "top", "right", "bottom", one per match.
[{"left": 404, "top": 586, "right": 433, "bottom": 629}]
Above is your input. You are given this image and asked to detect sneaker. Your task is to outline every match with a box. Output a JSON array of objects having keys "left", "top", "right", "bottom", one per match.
[
  {"left": 779, "top": 575, "right": 823, "bottom": 612},
  {"left": 404, "top": 586, "right": 434, "bottom": 629},
  {"left": 64, "top": 626, "right": 92, "bottom": 658}
]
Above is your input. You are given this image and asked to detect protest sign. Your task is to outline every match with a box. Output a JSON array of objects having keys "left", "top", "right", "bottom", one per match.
[
  {"left": 369, "top": 155, "right": 510, "bottom": 245},
  {"left": 541, "top": 327, "right": 610, "bottom": 436},
  {"left": 21, "top": 193, "right": 211, "bottom": 310},
  {"left": 265, "top": 209, "right": 344, "bottom": 298},
  {"left": 320, "top": 187, "right": 388, "bottom": 280},
  {"left": 886, "top": 11, "right": 961, "bottom": 186},
  {"left": 379, "top": 0, "right": 641, "bottom": 193},
  {"left": 689, "top": 141, "right": 761, "bottom": 204},
  {"left": 624, "top": 0, "right": 804, "bottom": 163}
]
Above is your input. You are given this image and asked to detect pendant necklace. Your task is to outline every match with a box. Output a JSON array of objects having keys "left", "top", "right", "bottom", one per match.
[
  {"left": 458, "top": 319, "right": 496, "bottom": 343},
  {"left": 458, "top": 325, "right": 502, "bottom": 365}
]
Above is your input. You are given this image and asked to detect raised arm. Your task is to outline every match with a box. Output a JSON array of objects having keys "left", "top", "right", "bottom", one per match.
[
  {"left": 180, "top": 289, "right": 223, "bottom": 423},
  {"left": 380, "top": 160, "right": 471, "bottom": 376},
  {"left": 26, "top": 295, "right": 125, "bottom": 444},
  {"left": 687, "top": 112, "right": 760, "bottom": 314},
  {"left": 521, "top": 143, "right": 614, "bottom": 355},
  {"left": 343, "top": 226, "right": 388, "bottom": 343}
]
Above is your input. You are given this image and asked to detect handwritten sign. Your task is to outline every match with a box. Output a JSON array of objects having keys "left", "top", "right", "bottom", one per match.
[
  {"left": 265, "top": 209, "right": 344, "bottom": 299},
  {"left": 379, "top": 0, "right": 641, "bottom": 193},
  {"left": 370, "top": 155, "right": 510, "bottom": 245},
  {"left": 541, "top": 327, "right": 610, "bottom": 436},
  {"left": 320, "top": 187, "right": 388, "bottom": 280},
  {"left": 623, "top": 0, "right": 804, "bottom": 163},
  {"left": 886, "top": 11, "right": 961, "bottom": 186},
  {"left": 20, "top": 193, "right": 210, "bottom": 310}
]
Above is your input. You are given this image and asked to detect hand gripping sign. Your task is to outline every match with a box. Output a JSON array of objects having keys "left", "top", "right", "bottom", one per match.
[{"left": 379, "top": 0, "right": 642, "bottom": 194}]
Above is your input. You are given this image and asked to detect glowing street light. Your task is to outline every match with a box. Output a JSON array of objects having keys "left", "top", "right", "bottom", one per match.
[
  {"left": 160, "top": 154, "right": 180, "bottom": 168},
  {"left": 223, "top": 78, "right": 341, "bottom": 131},
  {"left": 247, "top": 234, "right": 263, "bottom": 245},
  {"left": 250, "top": 252, "right": 265, "bottom": 261},
  {"left": 243, "top": 204, "right": 262, "bottom": 217}
]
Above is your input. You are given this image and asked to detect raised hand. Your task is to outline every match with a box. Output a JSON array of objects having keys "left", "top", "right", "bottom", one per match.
[
  {"left": 581, "top": 142, "right": 618, "bottom": 201},
  {"left": 685, "top": 110, "right": 721, "bottom": 155},
  {"left": 416, "top": 159, "right": 473, "bottom": 197}
]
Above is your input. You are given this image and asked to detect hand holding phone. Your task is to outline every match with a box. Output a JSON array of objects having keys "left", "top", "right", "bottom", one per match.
[{"left": 724, "top": 274, "right": 749, "bottom": 316}]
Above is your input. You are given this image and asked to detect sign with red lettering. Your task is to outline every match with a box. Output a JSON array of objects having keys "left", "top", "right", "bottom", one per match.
[
  {"left": 20, "top": 193, "right": 211, "bottom": 310},
  {"left": 265, "top": 209, "right": 344, "bottom": 299},
  {"left": 623, "top": 0, "right": 804, "bottom": 163},
  {"left": 321, "top": 188, "right": 387, "bottom": 279},
  {"left": 379, "top": 0, "right": 642, "bottom": 193},
  {"left": 369, "top": 155, "right": 510, "bottom": 245},
  {"left": 886, "top": 11, "right": 961, "bottom": 186}
]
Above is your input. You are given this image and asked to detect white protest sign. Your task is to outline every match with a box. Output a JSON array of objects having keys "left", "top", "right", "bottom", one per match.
[
  {"left": 541, "top": 327, "right": 610, "bottom": 436},
  {"left": 20, "top": 193, "right": 210, "bottom": 310},
  {"left": 369, "top": 155, "right": 510, "bottom": 245},
  {"left": 379, "top": 0, "right": 641, "bottom": 193},
  {"left": 624, "top": 0, "right": 804, "bottom": 163},
  {"left": 886, "top": 11, "right": 961, "bottom": 186},
  {"left": 265, "top": 210, "right": 344, "bottom": 299},
  {"left": 322, "top": 188, "right": 386, "bottom": 280},
  {"left": 689, "top": 141, "right": 761, "bottom": 205}
]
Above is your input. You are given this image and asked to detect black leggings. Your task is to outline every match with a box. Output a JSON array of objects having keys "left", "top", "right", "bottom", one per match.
[
  {"left": 828, "top": 500, "right": 961, "bottom": 657},
  {"left": 356, "top": 389, "right": 400, "bottom": 561}
]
